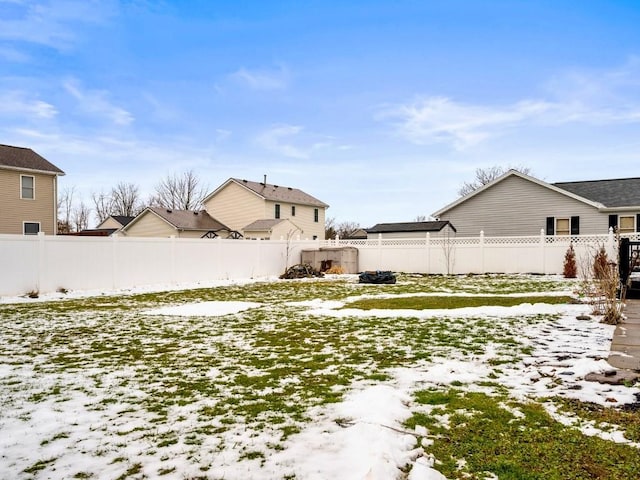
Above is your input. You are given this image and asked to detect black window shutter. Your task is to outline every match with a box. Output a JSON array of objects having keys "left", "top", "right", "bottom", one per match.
[
  {"left": 546, "top": 217, "right": 555, "bottom": 235},
  {"left": 636, "top": 214, "right": 640, "bottom": 232},
  {"left": 570, "top": 216, "right": 580, "bottom": 235},
  {"left": 609, "top": 214, "right": 618, "bottom": 230}
]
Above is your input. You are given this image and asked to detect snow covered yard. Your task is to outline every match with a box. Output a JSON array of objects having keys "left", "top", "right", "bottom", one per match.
[{"left": 1, "top": 274, "right": 639, "bottom": 480}]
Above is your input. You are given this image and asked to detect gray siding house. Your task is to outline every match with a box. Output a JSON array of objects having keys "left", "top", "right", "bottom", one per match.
[{"left": 432, "top": 170, "right": 640, "bottom": 237}]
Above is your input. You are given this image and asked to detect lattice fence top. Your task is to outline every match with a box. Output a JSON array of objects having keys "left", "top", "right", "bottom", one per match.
[{"left": 322, "top": 232, "right": 637, "bottom": 248}]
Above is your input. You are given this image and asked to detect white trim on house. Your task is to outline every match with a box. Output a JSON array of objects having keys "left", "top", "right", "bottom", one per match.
[
  {"left": 23, "top": 221, "right": 41, "bottom": 235},
  {"left": 432, "top": 169, "right": 605, "bottom": 218},
  {"left": 20, "top": 174, "right": 35, "bottom": 200}
]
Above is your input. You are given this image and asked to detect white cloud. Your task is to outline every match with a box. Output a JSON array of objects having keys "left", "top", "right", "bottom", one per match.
[
  {"left": 63, "top": 79, "right": 134, "bottom": 126},
  {"left": 380, "top": 59, "right": 640, "bottom": 150},
  {"left": 256, "top": 124, "right": 308, "bottom": 159},
  {"left": 0, "top": 0, "right": 117, "bottom": 50},
  {"left": 230, "top": 65, "right": 290, "bottom": 90},
  {"left": 0, "top": 45, "right": 30, "bottom": 62},
  {"left": 0, "top": 91, "right": 57, "bottom": 119}
]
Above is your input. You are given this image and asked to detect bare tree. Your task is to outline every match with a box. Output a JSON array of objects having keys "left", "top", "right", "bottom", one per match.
[
  {"left": 111, "top": 182, "right": 143, "bottom": 217},
  {"left": 57, "top": 186, "right": 75, "bottom": 233},
  {"left": 72, "top": 201, "right": 91, "bottom": 232},
  {"left": 150, "top": 170, "right": 209, "bottom": 210},
  {"left": 325, "top": 217, "right": 337, "bottom": 240},
  {"left": 458, "top": 165, "right": 532, "bottom": 197},
  {"left": 414, "top": 215, "right": 428, "bottom": 222},
  {"left": 336, "top": 221, "right": 361, "bottom": 239},
  {"left": 92, "top": 190, "right": 113, "bottom": 225}
]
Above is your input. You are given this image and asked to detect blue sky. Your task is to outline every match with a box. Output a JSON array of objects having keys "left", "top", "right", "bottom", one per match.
[{"left": 2, "top": 0, "right": 640, "bottom": 228}]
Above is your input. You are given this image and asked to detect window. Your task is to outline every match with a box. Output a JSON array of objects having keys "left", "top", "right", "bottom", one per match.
[
  {"left": 291, "top": 205, "right": 296, "bottom": 216},
  {"left": 275, "top": 204, "right": 280, "bottom": 219},
  {"left": 556, "top": 218, "right": 570, "bottom": 236},
  {"left": 21, "top": 175, "right": 34, "bottom": 199},
  {"left": 609, "top": 214, "right": 638, "bottom": 233},
  {"left": 314, "top": 208, "right": 319, "bottom": 223},
  {"left": 620, "top": 215, "right": 635, "bottom": 233},
  {"left": 546, "top": 216, "right": 580, "bottom": 235},
  {"left": 23, "top": 222, "right": 40, "bottom": 235}
]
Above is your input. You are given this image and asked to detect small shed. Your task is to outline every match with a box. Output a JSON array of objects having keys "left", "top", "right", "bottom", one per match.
[
  {"left": 366, "top": 221, "right": 456, "bottom": 239},
  {"left": 301, "top": 247, "right": 359, "bottom": 273}
]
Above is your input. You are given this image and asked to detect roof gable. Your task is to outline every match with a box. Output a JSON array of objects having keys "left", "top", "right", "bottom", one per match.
[
  {"left": 367, "top": 221, "right": 456, "bottom": 233},
  {"left": 204, "top": 178, "right": 329, "bottom": 208},
  {"left": 124, "top": 207, "right": 230, "bottom": 232},
  {"left": 432, "top": 170, "right": 603, "bottom": 217},
  {"left": 0, "top": 144, "right": 64, "bottom": 175}
]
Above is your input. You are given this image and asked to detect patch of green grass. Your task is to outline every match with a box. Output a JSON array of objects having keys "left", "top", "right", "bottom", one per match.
[
  {"left": 552, "top": 397, "right": 640, "bottom": 443},
  {"left": 343, "top": 295, "right": 574, "bottom": 310},
  {"left": 0, "top": 274, "right": 610, "bottom": 477},
  {"left": 23, "top": 457, "right": 58, "bottom": 474},
  {"left": 407, "top": 389, "right": 640, "bottom": 479},
  {"left": 115, "top": 462, "right": 143, "bottom": 480}
]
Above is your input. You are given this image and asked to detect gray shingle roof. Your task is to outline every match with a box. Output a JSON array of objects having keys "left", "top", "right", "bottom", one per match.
[
  {"left": 554, "top": 178, "right": 640, "bottom": 208},
  {"left": 231, "top": 178, "right": 329, "bottom": 207},
  {"left": 110, "top": 215, "right": 135, "bottom": 227},
  {"left": 147, "top": 207, "right": 230, "bottom": 231},
  {"left": 0, "top": 144, "right": 64, "bottom": 174},
  {"left": 367, "top": 221, "right": 456, "bottom": 233},
  {"left": 243, "top": 219, "right": 286, "bottom": 231}
]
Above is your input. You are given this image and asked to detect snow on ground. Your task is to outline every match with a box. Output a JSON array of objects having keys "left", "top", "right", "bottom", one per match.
[
  {"left": 1, "top": 278, "right": 639, "bottom": 480},
  {"left": 145, "top": 301, "right": 262, "bottom": 316}
]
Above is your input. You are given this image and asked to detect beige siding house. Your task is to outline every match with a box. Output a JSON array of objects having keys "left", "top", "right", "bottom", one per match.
[
  {"left": 243, "top": 218, "right": 302, "bottom": 240},
  {"left": 433, "top": 170, "right": 640, "bottom": 237},
  {"left": 366, "top": 221, "right": 456, "bottom": 239},
  {"left": 122, "top": 207, "right": 235, "bottom": 238},
  {"left": 96, "top": 215, "right": 135, "bottom": 232},
  {"left": 0, "top": 144, "right": 64, "bottom": 235},
  {"left": 203, "top": 178, "right": 329, "bottom": 240}
]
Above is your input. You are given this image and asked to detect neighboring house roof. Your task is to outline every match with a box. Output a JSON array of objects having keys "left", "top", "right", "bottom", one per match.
[
  {"left": 205, "top": 178, "right": 329, "bottom": 208},
  {"left": 432, "top": 170, "right": 605, "bottom": 218},
  {"left": 96, "top": 215, "right": 136, "bottom": 230},
  {"left": 124, "top": 207, "right": 230, "bottom": 232},
  {"left": 243, "top": 218, "right": 302, "bottom": 232},
  {"left": 553, "top": 178, "right": 640, "bottom": 208},
  {"left": 244, "top": 219, "right": 287, "bottom": 231},
  {"left": 0, "top": 144, "right": 65, "bottom": 175},
  {"left": 110, "top": 215, "right": 136, "bottom": 227},
  {"left": 343, "top": 228, "right": 368, "bottom": 239},
  {"left": 367, "top": 221, "right": 457, "bottom": 233}
]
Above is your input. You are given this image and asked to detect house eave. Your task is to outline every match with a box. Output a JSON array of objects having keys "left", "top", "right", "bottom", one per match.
[
  {"left": 432, "top": 170, "right": 604, "bottom": 218},
  {"left": 0, "top": 164, "right": 66, "bottom": 176},
  {"left": 599, "top": 206, "right": 640, "bottom": 213}
]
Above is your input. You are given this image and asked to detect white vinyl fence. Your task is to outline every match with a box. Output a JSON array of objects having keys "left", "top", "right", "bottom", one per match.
[
  {"left": 328, "top": 230, "right": 628, "bottom": 276},
  {"left": 0, "top": 233, "right": 317, "bottom": 297},
  {"left": 0, "top": 230, "right": 632, "bottom": 298}
]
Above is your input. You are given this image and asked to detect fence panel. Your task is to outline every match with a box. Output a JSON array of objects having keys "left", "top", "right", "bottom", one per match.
[{"left": 0, "top": 231, "right": 630, "bottom": 298}]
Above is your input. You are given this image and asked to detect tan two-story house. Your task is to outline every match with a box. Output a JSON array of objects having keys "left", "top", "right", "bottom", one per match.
[
  {"left": 0, "top": 144, "right": 65, "bottom": 235},
  {"left": 203, "top": 177, "right": 329, "bottom": 240}
]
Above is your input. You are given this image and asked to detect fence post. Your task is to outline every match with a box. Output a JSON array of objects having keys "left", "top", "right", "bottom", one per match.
[
  {"left": 111, "top": 234, "right": 119, "bottom": 290},
  {"left": 170, "top": 235, "right": 177, "bottom": 284},
  {"left": 426, "top": 232, "right": 431, "bottom": 273},
  {"left": 37, "top": 232, "right": 45, "bottom": 292},
  {"left": 608, "top": 227, "right": 615, "bottom": 257},
  {"left": 540, "top": 228, "right": 546, "bottom": 274},
  {"left": 479, "top": 231, "right": 485, "bottom": 274}
]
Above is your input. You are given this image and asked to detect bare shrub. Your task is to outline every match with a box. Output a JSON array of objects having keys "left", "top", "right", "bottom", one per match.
[
  {"left": 563, "top": 244, "right": 577, "bottom": 278},
  {"left": 591, "top": 243, "right": 623, "bottom": 324},
  {"left": 325, "top": 266, "right": 345, "bottom": 274}
]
